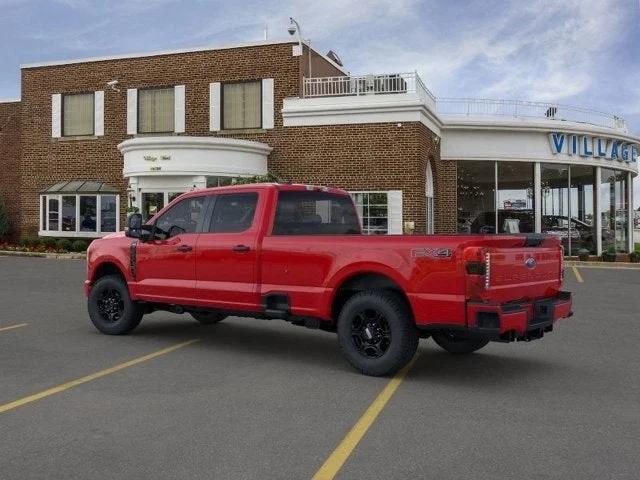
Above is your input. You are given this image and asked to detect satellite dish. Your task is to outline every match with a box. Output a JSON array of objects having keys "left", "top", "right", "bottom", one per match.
[{"left": 326, "top": 50, "right": 343, "bottom": 67}]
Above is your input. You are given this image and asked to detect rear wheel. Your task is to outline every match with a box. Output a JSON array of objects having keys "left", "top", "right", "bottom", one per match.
[
  {"left": 88, "top": 275, "right": 143, "bottom": 335},
  {"left": 432, "top": 330, "right": 490, "bottom": 354},
  {"left": 190, "top": 312, "right": 226, "bottom": 325},
  {"left": 337, "top": 291, "right": 418, "bottom": 377}
]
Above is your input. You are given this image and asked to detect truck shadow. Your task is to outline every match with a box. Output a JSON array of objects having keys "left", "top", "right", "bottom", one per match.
[
  {"left": 133, "top": 315, "right": 567, "bottom": 383},
  {"left": 408, "top": 347, "right": 567, "bottom": 387}
]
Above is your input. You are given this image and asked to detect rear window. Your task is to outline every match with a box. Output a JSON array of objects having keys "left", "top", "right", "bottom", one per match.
[{"left": 273, "top": 191, "right": 361, "bottom": 235}]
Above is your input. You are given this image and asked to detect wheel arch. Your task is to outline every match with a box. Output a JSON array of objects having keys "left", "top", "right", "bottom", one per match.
[
  {"left": 330, "top": 270, "right": 414, "bottom": 323},
  {"left": 91, "top": 260, "right": 128, "bottom": 284}
]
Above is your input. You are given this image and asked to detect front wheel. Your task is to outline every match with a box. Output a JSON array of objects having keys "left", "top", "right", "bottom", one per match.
[
  {"left": 88, "top": 275, "right": 143, "bottom": 335},
  {"left": 337, "top": 291, "right": 419, "bottom": 377},
  {"left": 431, "top": 330, "right": 490, "bottom": 354}
]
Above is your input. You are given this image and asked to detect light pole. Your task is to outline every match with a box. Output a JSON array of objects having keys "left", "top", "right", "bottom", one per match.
[{"left": 288, "top": 17, "right": 312, "bottom": 91}]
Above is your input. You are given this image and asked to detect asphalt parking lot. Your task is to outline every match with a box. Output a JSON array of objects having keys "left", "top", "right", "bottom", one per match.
[{"left": 1, "top": 257, "right": 639, "bottom": 480}]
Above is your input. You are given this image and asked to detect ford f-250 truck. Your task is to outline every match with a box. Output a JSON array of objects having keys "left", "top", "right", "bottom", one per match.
[{"left": 85, "top": 183, "right": 572, "bottom": 376}]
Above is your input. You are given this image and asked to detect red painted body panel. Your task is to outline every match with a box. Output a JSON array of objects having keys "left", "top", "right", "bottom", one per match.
[{"left": 86, "top": 184, "right": 572, "bottom": 333}]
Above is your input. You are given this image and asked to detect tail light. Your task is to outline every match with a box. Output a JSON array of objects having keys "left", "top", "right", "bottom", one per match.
[{"left": 484, "top": 252, "right": 491, "bottom": 289}]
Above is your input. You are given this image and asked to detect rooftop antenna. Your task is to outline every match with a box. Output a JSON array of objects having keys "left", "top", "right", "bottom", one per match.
[{"left": 263, "top": 23, "right": 268, "bottom": 40}]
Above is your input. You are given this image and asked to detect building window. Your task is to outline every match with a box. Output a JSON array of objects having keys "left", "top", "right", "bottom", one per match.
[
  {"left": 351, "top": 192, "right": 389, "bottom": 235},
  {"left": 222, "top": 81, "right": 261, "bottom": 130},
  {"left": 426, "top": 162, "right": 434, "bottom": 234},
  {"left": 497, "top": 162, "right": 534, "bottom": 233},
  {"left": 206, "top": 176, "right": 235, "bottom": 188},
  {"left": 40, "top": 194, "right": 120, "bottom": 237},
  {"left": 601, "top": 168, "right": 628, "bottom": 253},
  {"left": 457, "top": 161, "right": 496, "bottom": 233},
  {"left": 138, "top": 87, "right": 175, "bottom": 133},
  {"left": 63, "top": 93, "right": 94, "bottom": 136}
]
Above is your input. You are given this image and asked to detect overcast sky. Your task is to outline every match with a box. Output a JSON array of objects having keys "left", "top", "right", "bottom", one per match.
[{"left": 1, "top": 0, "right": 639, "bottom": 204}]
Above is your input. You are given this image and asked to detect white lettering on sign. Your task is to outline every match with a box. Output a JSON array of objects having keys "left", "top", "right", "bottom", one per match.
[{"left": 548, "top": 132, "right": 638, "bottom": 163}]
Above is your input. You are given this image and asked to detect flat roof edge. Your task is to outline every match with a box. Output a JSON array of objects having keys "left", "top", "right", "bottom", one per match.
[
  {"left": 19, "top": 38, "right": 346, "bottom": 73},
  {"left": 0, "top": 98, "right": 21, "bottom": 103}
]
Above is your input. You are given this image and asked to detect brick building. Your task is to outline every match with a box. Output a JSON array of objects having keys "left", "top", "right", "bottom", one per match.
[{"left": 1, "top": 38, "right": 638, "bottom": 253}]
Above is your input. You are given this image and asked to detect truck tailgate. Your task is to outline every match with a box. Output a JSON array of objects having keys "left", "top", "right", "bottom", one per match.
[{"left": 486, "top": 247, "right": 562, "bottom": 300}]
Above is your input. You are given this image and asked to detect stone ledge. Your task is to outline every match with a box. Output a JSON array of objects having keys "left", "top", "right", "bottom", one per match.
[{"left": 0, "top": 250, "right": 86, "bottom": 260}]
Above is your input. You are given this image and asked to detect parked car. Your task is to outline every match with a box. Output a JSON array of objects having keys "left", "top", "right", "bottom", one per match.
[{"left": 85, "top": 184, "right": 572, "bottom": 376}]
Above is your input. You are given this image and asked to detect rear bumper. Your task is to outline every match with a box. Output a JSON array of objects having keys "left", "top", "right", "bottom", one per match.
[{"left": 467, "top": 291, "right": 572, "bottom": 341}]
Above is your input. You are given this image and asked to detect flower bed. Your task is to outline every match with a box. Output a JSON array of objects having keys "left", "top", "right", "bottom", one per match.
[{"left": 0, "top": 237, "right": 90, "bottom": 254}]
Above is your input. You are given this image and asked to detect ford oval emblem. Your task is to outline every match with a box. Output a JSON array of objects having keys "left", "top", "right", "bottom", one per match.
[{"left": 525, "top": 257, "right": 537, "bottom": 269}]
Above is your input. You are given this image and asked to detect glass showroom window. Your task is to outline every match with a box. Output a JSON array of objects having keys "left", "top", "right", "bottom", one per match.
[
  {"left": 601, "top": 168, "right": 629, "bottom": 253},
  {"left": 569, "top": 165, "right": 596, "bottom": 254},
  {"left": 497, "top": 162, "right": 534, "bottom": 233},
  {"left": 457, "top": 161, "right": 495, "bottom": 233},
  {"left": 138, "top": 87, "right": 175, "bottom": 133},
  {"left": 40, "top": 194, "right": 119, "bottom": 237},
  {"left": 541, "top": 164, "right": 570, "bottom": 251},
  {"left": 63, "top": 93, "right": 94, "bottom": 136},
  {"left": 351, "top": 192, "right": 389, "bottom": 235},
  {"left": 222, "top": 81, "right": 261, "bottom": 130}
]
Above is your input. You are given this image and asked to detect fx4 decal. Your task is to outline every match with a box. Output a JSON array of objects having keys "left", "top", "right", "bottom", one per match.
[{"left": 411, "top": 247, "right": 452, "bottom": 259}]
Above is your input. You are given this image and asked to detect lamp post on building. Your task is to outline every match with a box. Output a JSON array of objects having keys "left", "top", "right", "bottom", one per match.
[{"left": 288, "top": 17, "right": 312, "bottom": 94}]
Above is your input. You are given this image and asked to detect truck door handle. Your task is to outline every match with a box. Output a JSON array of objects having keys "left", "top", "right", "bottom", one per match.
[
  {"left": 232, "top": 244, "right": 250, "bottom": 253},
  {"left": 176, "top": 245, "right": 193, "bottom": 252}
]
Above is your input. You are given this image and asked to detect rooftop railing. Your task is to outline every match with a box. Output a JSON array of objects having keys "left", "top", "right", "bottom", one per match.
[
  {"left": 303, "top": 72, "right": 436, "bottom": 109},
  {"left": 302, "top": 74, "right": 628, "bottom": 133},
  {"left": 436, "top": 98, "right": 628, "bottom": 132}
]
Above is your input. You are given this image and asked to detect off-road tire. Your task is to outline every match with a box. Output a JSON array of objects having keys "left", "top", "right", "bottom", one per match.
[
  {"left": 88, "top": 274, "right": 143, "bottom": 335},
  {"left": 337, "top": 290, "right": 419, "bottom": 377},
  {"left": 432, "top": 330, "right": 490, "bottom": 354},
  {"left": 190, "top": 312, "right": 226, "bottom": 325}
]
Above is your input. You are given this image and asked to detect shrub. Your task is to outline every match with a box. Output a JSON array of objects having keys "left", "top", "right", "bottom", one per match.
[
  {"left": 576, "top": 248, "right": 590, "bottom": 261},
  {"left": 0, "top": 194, "right": 10, "bottom": 240},
  {"left": 71, "top": 240, "right": 88, "bottom": 252},
  {"left": 20, "top": 236, "right": 41, "bottom": 248},
  {"left": 56, "top": 238, "right": 72, "bottom": 252},
  {"left": 42, "top": 237, "right": 58, "bottom": 249}
]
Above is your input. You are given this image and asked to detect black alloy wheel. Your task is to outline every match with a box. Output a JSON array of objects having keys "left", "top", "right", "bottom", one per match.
[
  {"left": 88, "top": 274, "right": 143, "bottom": 335},
  {"left": 337, "top": 290, "right": 419, "bottom": 377}
]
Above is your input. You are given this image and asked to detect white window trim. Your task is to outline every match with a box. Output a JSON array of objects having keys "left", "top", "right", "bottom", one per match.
[
  {"left": 350, "top": 190, "right": 403, "bottom": 235},
  {"left": 51, "top": 94, "right": 62, "bottom": 138},
  {"left": 262, "top": 78, "right": 274, "bottom": 129},
  {"left": 39, "top": 194, "right": 120, "bottom": 238},
  {"left": 127, "top": 88, "right": 137, "bottom": 135},
  {"left": 94, "top": 90, "right": 104, "bottom": 136}
]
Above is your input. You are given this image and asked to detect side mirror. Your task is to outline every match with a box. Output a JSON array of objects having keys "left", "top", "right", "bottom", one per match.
[{"left": 125, "top": 213, "right": 143, "bottom": 238}]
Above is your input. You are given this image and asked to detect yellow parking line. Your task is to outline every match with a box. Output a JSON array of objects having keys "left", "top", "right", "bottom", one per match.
[
  {"left": 0, "top": 323, "right": 28, "bottom": 333},
  {"left": 312, "top": 354, "right": 420, "bottom": 480},
  {"left": 0, "top": 339, "right": 199, "bottom": 415},
  {"left": 572, "top": 266, "right": 584, "bottom": 283}
]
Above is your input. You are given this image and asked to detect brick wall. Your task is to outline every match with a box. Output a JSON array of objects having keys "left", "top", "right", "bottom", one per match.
[
  {"left": 0, "top": 101, "right": 21, "bottom": 239},
  {"left": 15, "top": 41, "right": 451, "bottom": 238},
  {"left": 18, "top": 42, "right": 306, "bottom": 237},
  {"left": 267, "top": 122, "right": 441, "bottom": 234}
]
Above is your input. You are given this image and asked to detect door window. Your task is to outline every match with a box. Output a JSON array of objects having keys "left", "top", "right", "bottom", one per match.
[
  {"left": 154, "top": 196, "right": 206, "bottom": 238},
  {"left": 208, "top": 193, "right": 258, "bottom": 233}
]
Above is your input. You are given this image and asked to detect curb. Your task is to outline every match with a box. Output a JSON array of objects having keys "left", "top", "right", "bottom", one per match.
[
  {"left": 0, "top": 250, "right": 86, "bottom": 260},
  {"left": 566, "top": 260, "right": 640, "bottom": 269}
]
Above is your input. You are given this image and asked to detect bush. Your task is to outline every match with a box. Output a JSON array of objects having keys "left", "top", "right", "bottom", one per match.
[
  {"left": 20, "top": 236, "right": 41, "bottom": 248},
  {"left": 41, "top": 237, "right": 58, "bottom": 249},
  {"left": 56, "top": 238, "right": 72, "bottom": 252},
  {"left": 71, "top": 240, "right": 88, "bottom": 252},
  {"left": 0, "top": 194, "right": 10, "bottom": 240},
  {"left": 576, "top": 248, "right": 590, "bottom": 261}
]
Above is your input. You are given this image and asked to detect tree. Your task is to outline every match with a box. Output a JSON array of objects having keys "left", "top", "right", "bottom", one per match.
[
  {"left": 232, "top": 173, "right": 283, "bottom": 185},
  {"left": 0, "top": 193, "right": 10, "bottom": 240}
]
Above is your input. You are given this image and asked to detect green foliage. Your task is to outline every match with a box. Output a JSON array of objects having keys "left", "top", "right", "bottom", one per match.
[
  {"left": 56, "top": 238, "right": 72, "bottom": 251},
  {"left": 126, "top": 206, "right": 140, "bottom": 213},
  {"left": 71, "top": 240, "right": 88, "bottom": 252},
  {"left": 41, "top": 237, "right": 57, "bottom": 249},
  {"left": 635, "top": 243, "right": 640, "bottom": 253},
  {"left": 606, "top": 244, "right": 617, "bottom": 254},
  {"left": 232, "top": 173, "right": 283, "bottom": 185},
  {"left": 20, "top": 236, "right": 41, "bottom": 248},
  {"left": 0, "top": 194, "right": 11, "bottom": 239}
]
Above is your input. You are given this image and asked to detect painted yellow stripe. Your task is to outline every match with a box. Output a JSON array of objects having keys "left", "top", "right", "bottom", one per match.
[
  {"left": 312, "top": 354, "right": 420, "bottom": 480},
  {"left": 572, "top": 266, "right": 584, "bottom": 283},
  {"left": 0, "top": 323, "right": 28, "bottom": 333},
  {"left": 0, "top": 339, "right": 199, "bottom": 415}
]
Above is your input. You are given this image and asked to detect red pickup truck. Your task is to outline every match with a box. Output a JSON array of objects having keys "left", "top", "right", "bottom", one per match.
[{"left": 85, "top": 184, "right": 572, "bottom": 376}]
